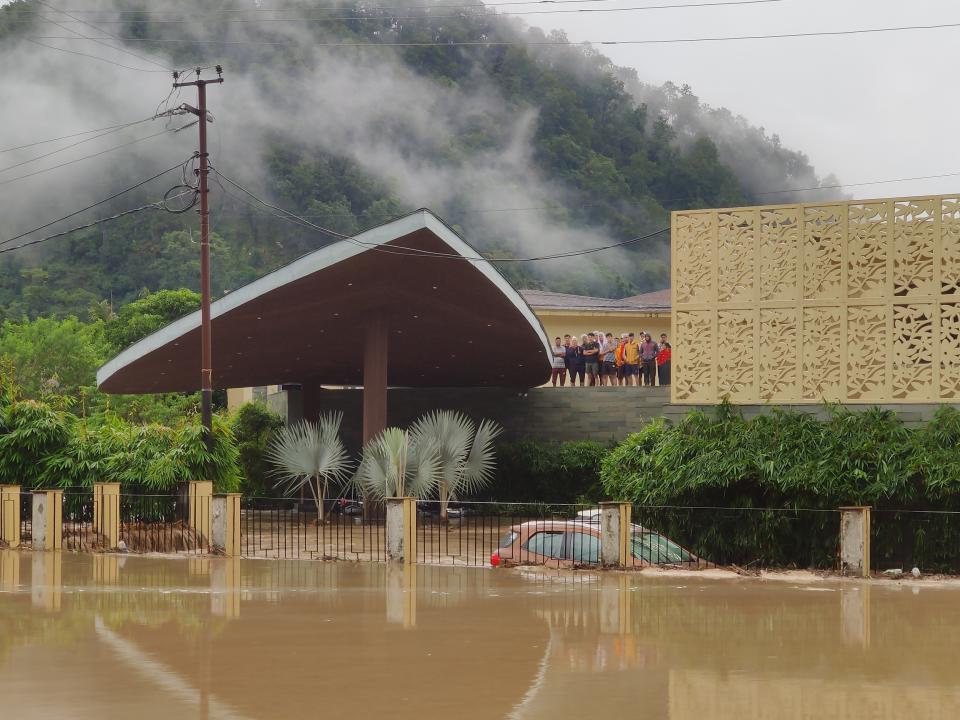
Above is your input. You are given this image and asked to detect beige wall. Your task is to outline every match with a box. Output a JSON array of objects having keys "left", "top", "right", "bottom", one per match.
[
  {"left": 534, "top": 310, "right": 672, "bottom": 345},
  {"left": 673, "top": 194, "right": 960, "bottom": 405}
]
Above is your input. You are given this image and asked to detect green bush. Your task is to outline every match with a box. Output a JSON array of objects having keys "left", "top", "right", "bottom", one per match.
[
  {"left": 483, "top": 440, "right": 610, "bottom": 503},
  {"left": 601, "top": 404, "right": 960, "bottom": 570},
  {"left": 231, "top": 402, "right": 285, "bottom": 497}
]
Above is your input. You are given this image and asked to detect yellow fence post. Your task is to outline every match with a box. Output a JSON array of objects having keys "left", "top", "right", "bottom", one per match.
[
  {"left": 0, "top": 485, "right": 21, "bottom": 548},
  {"left": 93, "top": 483, "right": 120, "bottom": 550},
  {"left": 188, "top": 481, "right": 213, "bottom": 545}
]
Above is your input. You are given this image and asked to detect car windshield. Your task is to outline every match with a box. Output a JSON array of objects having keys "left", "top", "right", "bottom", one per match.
[
  {"left": 631, "top": 532, "right": 692, "bottom": 564},
  {"left": 499, "top": 531, "right": 519, "bottom": 549}
]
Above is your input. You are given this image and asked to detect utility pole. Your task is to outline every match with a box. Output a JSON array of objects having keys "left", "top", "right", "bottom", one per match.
[{"left": 174, "top": 66, "right": 224, "bottom": 450}]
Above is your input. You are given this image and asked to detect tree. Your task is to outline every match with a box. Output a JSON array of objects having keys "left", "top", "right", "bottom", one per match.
[
  {"left": 410, "top": 410, "right": 502, "bottom": 522},
  {"left": 353, "top": 427, "right": 439, "bottom": 501},
  {"left": 105, "top": 289, "right": 200, "bottom": 351},
  {"left": 266, "top": 414, "right": 352, "bottom": 523}
]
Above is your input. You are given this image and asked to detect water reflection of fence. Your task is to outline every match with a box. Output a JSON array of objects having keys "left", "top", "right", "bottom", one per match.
[
  {"left": 631, "top": 505, "right": 840, "bottom": 570},
  {"left": 871, "top": 510, "right": 960, "bottom": 574},
  {"left": 416, "top": 501, "right": 596, "bottom": 566},
  {"left": 240, "top": 498, "right": 386, "bottom": 561}
]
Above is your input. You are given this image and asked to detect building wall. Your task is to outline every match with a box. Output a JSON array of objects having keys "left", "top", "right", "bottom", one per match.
[
  {"left": 672, "top": 195, "right": 960, "bottom": 405},
  {"left": 535, "top": 310, "right": 671, "bottom": 345},
  {"left": 299, "top": 385, "right": 672, "bottom": 451}
]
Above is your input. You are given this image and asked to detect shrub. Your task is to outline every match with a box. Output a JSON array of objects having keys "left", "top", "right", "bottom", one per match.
[
  {"left": 231, "top": 402, "right": 285, "bottom": 497},
  {"left": 484, "top": 439, "right": 610, "bottom": 503}
]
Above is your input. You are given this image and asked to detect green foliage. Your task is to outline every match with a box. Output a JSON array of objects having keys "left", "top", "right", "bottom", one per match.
[
  {"left": 601, "top": 404, "right": 960, "bottom": 570},
  {"left": 0, "top": 399, "right": 71, "bottom": 487},
  {"left": 485, "top": 439, "right": 610, "bottom": 503},
  {"left": 232, "top": 402, "right": 285, "bottom": 497},
  {"left": 104, "top": 289, "right": 201, "bottom": 351},
  {"left": 0, "top": 316, "right": 111, "bottom": 398}
]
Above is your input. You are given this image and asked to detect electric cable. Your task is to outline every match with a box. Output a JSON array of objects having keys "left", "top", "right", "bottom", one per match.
[
  {"left": 34, "top": 0, "right": 172, "bottom": 71},
  {"left": 0, "top": 125, "right": 189, "bottom": 189},
  {"left": 0, "top": 157, "right": 195, "bottom": 249},
  {"left": 27, "top": 0, "right": 785, "bottom": 25},
  {"left": 212, "top": 167, "right": 669, "bottom": 261},
  {"left": 25, "top": 38, "right": 173, "bottom": 72},
  {"left": 29, "top": 20, "right": 960, "bottom": 47},
  {"left": 0, "top": 117, "right": 161, "bottom": 154}
]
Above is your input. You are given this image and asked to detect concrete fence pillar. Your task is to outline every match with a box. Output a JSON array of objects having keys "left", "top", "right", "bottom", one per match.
[
  {"left": 93, "top": 483, "right": 120, "bottom": 549},
  {"left": 32, "top": 489, "right": 63, "bottom": 551},
  {"left": 188, "top": 481, "right": 213, "bottom": 542},
  {"left": 600, "top": 501, "right": 632, "bottom": 568},
  {"left": 212, "top": 493, "right": 241, "bottom": 557},
  {"left": 0, "top": 485, "right": 22, "bottom": 548},
  {"left": 386, "top": 497, "right": 416, "bottom": 563},
  {"left": 839, "top": 506, "right": 871, "bottom": 578}
]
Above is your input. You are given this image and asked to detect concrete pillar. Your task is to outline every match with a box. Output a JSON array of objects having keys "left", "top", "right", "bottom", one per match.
[
  {"left": 188, "top": 480, "right": 213, "bottom": 544},
  {"left": 362, "top": 313, "right": 388, "bottom": 445},
  {"left": 386, "top": 561, "right": 417, "bottom": 628},
  {"left": 93, "top": 482, "right": 120, "bottom": 549},
  {"left": 212, "top": 493, "right": 241, "bottom": 557},
  {"left": 0, "top": 485, "right": 21, "bottom": 548},
  {"left": 31, "top": 551, "right": 61, "bottom": 612},
  {"left": 386, "top": 497, "right": 416, "bottom": 563},
  {"left": 211, "top": 557, "right": 240, "bottom": 618},
  {"left": 839, "top": 506, "right": 872, "bottom": 578},
  {"left": 32, "top": 489, "right": 63, "bottom": 551},
  {"left": 600, "top": 501, "right": 632, "bottom": 568}
]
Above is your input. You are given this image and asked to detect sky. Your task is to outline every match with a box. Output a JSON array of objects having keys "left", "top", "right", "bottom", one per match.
[{"left": 529, "top": 0, "right": 960, "bottom": 200}]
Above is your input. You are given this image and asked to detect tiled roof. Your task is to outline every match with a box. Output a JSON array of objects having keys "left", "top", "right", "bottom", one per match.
[{"left": 520, "top": 288, "right": 670, "bottom": 313}]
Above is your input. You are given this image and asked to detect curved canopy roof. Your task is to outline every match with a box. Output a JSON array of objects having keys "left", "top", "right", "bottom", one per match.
[{"left": 97, "top": 210, "right": 552, "bottom": 393}]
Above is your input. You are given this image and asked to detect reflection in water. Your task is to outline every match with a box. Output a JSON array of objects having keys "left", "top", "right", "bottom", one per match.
[{"left": 0, "top": 550, "right": 958, "bottom": 719}]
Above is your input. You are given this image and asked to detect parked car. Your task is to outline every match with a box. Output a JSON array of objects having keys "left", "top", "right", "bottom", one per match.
[{"left": 490, "top": 514, "right": 699, "bottom": 568}]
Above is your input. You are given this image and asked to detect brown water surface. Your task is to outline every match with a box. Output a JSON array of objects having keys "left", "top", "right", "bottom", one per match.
[{"left": 0, "top": 551, "right": 957, "bottom": 719}]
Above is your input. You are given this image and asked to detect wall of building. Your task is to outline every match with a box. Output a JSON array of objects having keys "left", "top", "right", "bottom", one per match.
[
  {"left": 672, "top": 195, "right": 960, "bottom": 406},
  {"left": 535, "top": 310, "right": 671, "bottom": 346},
  {"left": 298, "top": 385, "right": 672, "bottom": 451}
]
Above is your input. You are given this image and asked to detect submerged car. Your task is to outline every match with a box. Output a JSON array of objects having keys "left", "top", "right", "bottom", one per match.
[{"left": 490, "top": 513, "right": 699, "bottom": 568}]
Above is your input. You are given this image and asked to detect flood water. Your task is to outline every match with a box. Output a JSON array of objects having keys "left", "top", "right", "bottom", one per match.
[{"left": 1, "top": 551, "right": 958, "bottom": 719}]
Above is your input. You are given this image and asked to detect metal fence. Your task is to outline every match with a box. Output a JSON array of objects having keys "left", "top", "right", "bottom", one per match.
[
  {"left": 19, "top": 489, "right": 31, "bottom": 544},
  {"left": 240, "top": 497, "right": 386, "bottom": 561},
  {"left": 62, "top": 490, "right": 95, "bottom": 551},
  {"left": 416, "top": 501, "right": 597, "bottom": 567},
  {"left": 631, "top": 505, "right": 840, "bottom": 570},
  {"left": 121, "top": 493, "right": 208, "bottom": 554},
  {"left": 871, "top": 510, "right": 960, "bottom": 574}
]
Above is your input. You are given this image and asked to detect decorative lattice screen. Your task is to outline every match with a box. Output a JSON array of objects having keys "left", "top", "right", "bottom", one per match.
[{"left": 671, "top": 196, "right": 960, "bottom": 404}]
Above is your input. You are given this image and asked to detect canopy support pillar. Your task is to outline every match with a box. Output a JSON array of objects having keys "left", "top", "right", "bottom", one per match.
[{"left": 362, "top": 313, "right": 388, "bottom": 445}]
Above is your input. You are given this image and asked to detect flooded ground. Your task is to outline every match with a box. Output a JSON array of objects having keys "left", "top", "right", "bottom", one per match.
[{"left": 1, "top": 551, "right": 958, "bottom": 719}]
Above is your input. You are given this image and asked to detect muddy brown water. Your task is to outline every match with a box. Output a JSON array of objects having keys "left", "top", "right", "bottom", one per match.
[{"left": 1, "top": 551, "right": 958, "bottom": 719}]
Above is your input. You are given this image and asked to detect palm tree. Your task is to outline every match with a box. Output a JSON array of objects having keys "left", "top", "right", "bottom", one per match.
[
  {"left": 409, "top": 410, "right": 502, "bottom": 523},
  {"left": 352, "top": 427, "right": 439, "bottom": 501},
  {"left": 266, "top": 413, "right": 351, "bottom": 523}
]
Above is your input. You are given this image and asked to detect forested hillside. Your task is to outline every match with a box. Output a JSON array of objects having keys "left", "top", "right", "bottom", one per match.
[{"left": 0, "top": 0, "right": 832, "bottom": 323}]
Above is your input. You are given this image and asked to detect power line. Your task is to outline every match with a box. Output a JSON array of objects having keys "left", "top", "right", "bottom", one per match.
[
  {"left": 0, "top": 125, "right": 190, "bottom": 189},
  {"left": 34, "top": 0, "right": 172, "bottom": 71},
  {"left": 25, "top": 38, "right": 172, "bottom": 72},
  {"left": 14, "top": 0, "right": 786, "bottom": 16},
  {"left": 25, "top": 0, "right": 785, "bottom": 25},
  {"left": 0, "top": 158, "right": 193, "bottom": 250},
  {"left": 27, "top": 20, "right": 960, "bottom": 47},
  {"left": 213, "top": 168, "right": 669, "bottom": 262},
  {"left": 0, "top": 202, "right": 164, "bottom": 256},
  {"left": 0, "top": 120, "right": 152, "bottom": 175},
  {"left": 0, "top": 117, "right": 159, "bottom": 154}
]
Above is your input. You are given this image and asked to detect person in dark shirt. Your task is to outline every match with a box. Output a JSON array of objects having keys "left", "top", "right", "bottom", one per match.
[
  {"left": 566, "top": 336, "right": 585, "bottom": 387},
  {"left": 581, "top": 332, "right": 601, "bottom": 386},
  {"left": 639, "top": 333, "right": 659, "bottom": 387}
]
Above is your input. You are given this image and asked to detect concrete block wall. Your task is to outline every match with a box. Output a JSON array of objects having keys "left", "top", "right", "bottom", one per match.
[{"left": 300, "top": 386, "right": 672, "bottom": 451}]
